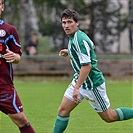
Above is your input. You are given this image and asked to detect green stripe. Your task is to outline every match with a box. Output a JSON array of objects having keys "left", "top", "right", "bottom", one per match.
[
  {"left": 57, "top": 115, "right": 70, "bottom": 122},
  {"left": 115, "top": 108, "right": 124, "bottom": 120},
  {"left": 93, "top": 88, "right": 107, "bottom": 111}
]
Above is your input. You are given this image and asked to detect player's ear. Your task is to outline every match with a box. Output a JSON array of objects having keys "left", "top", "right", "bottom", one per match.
[
  {"left": 76, "top": 22, "right": 79, "bottom": 26},
  {"left": 2, "top": 4, "right": 4, "bottom": 12}
]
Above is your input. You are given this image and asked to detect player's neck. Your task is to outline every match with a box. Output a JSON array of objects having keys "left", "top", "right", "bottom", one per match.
[{"left": 68, "top": 29, "right": 78, "bottom": 38}]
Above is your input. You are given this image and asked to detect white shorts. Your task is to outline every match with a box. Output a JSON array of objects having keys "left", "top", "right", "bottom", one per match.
[{"left": 64, "top": 82, "right": 110, "bottom": 112}]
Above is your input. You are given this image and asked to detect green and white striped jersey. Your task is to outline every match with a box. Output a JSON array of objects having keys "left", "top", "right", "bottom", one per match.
[{"left": 68, "top": 30, "right": 105, "bottom": 90}]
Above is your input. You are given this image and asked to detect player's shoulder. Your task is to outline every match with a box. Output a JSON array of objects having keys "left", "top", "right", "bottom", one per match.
[
  {"left": 76, "top": 30, "right": 88, "bottom": 39},
  {"left": 75, "top": 30, "right": 89, "bottom": 42},
  {"left": 2, "top": 21, "right": 16, "bottom": 31},
  {"left": 76, "top": 30, "right": 94, "bottom": 47}
]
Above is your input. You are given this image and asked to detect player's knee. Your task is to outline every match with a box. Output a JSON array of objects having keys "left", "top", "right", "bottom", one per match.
[
  {"left": 16, "top": 115, "right": 28, "bottom": 127},
  {"left": 58, "top": 106, "right": 64, "bottom": 114},
  {"left": 58, "top": 106, "right": 69, "bottom": 116},
  {"left": 9, "top": 112, "right": 28, "bottom": 127}
]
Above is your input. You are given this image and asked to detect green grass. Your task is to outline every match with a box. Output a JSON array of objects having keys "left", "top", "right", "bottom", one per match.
[{"left": 0, "top": 78, "right": 132, "bottom": 133}]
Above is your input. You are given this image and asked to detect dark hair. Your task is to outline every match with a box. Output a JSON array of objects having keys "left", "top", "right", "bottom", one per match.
[{"left": 61, "top": 9, "right": 79, "bottom": 22}]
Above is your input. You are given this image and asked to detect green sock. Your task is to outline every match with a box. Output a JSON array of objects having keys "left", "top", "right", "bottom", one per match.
[
  {"left": 53, "top": 114, "right": 70, "bottom": 133},
  {"left": 115, "top": 107, "right": 133, "bottom": 121}
]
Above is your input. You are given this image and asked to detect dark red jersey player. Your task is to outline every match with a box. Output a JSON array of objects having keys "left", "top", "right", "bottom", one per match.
[
  {"left": 0, "top": 21, "right": 22, "bottom": 86},
  {"left": 0, "top": 0, "right": 35, "bottom": 132}
]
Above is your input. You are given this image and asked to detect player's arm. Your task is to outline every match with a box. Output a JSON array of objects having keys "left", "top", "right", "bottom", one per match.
[
  {"left": 75, "top": 64, "right": 92, "bottom": 88},
  {"left": 73, "top": 64, "right": 92, "bottom": 103},
  {"left": 75, "top": 38, "right": 92, "bottom": 89},
  {"left": 4, "top": 49, "right": 21, "bottom": 64},
  {"left": 4, "top": 26, "right": 22, "bottom": 64}
]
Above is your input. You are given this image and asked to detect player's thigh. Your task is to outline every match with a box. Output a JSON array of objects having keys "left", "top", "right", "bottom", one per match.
[
  {"left": 58, "top": 85, "right": 78, "bottom": 116},
  {"left": 58, "top": 96, "right": 78, "bottom": 115}
]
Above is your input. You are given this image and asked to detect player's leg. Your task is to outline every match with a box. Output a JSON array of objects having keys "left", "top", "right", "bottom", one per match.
[
  {"left": 10, "top": 90, "right": 35, "bottom": 133},
  {"left": 0, "top": 87, "right": 35, "bottom": 133},
  {"left": 8, "top": 112, "right": 35, "bottom": 133},
  {"left": 98, "top": 107, "right": 133, "bottom": 122},
  {"left": 0, "top": 111, "right": 36, "bottom": 133},
  {"left": 91, "top": 82, "right": 133, "bottom": 122},
  {"left": 53, "top": 85, "right": 79, "bottom": 133}
]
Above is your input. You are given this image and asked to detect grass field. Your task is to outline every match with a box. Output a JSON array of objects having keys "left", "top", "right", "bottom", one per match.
[{"left": 0, "top": 77, "right": 132, "bottom": 133}]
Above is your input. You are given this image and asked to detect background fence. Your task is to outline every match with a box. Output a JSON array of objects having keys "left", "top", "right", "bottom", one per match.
[{"left": 13, "top": 54, "right": 133, "bottom": 78}]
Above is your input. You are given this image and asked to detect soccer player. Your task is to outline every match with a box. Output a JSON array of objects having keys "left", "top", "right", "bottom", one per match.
[
  {"left": 0, "top": 0, "right": 35, "bottom": 132},
  {"left": 53, "top": 9, "right": 133, "bottom": 133}
]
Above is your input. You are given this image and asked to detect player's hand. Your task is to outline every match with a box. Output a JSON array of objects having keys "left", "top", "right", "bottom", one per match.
[
  {"left": 4, "top": 49, "right": 20, "bottom": 63},
  {"left": 73, "top": 87, "right": 82, "bottom": 104},
  {"left": 59, "top": 49, "right": 68, "bottom": 57}
]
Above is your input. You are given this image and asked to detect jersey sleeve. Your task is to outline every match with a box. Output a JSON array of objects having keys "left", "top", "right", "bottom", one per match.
[
  {"left": 77, "top": 35, "right": 92, "bottom": 66},
  {"left": 7, "top": 26, "right": 22, "bottom": 56}
]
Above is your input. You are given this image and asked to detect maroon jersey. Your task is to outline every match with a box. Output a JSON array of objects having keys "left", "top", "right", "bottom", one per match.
[{"left": 0, "top": 20, "right": 22, "bottom": 88}]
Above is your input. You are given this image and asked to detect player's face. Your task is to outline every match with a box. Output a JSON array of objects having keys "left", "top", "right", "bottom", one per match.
[
  {"left": 0, "top": 1, "right": 4, "bottom": 16},
  {"left": 62, "top": 17, "right": 79, "bottom": 37}
]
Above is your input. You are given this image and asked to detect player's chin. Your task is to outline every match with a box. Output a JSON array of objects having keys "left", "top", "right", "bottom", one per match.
[
  {"left": 65, "top": 32, "right": 70, "bottom": 35},
  {"left": 66, "top": 32, "right": 73, "bottom": 37}
]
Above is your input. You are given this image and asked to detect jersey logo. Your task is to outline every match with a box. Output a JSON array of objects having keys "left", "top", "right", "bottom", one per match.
[{"left": 0, "top": 29, "right": 6, "bottom": 37}]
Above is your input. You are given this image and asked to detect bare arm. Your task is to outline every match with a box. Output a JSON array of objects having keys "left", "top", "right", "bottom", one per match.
[
  {"left": 4, "top": 49, "right": 21, "bottom": 64},
  {"left": 73, "top": 64, "right": 92, "bottom": 103}
]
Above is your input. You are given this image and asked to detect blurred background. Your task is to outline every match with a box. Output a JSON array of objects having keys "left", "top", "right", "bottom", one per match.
[{"left": 3, "top": 0, "right": 133, "bottom": 78}]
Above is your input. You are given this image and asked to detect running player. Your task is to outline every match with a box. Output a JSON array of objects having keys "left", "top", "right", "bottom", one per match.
[
  {"left": 53, "top": 9, "right": 133, "bottom": 133},
  {"left": 0, "top": 0, "right": 35, "bottom": 132}
]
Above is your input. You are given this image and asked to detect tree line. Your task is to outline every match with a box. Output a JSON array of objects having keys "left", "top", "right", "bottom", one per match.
[{"left": 2, "top": 0, "right": 132, "bottom": 53}]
